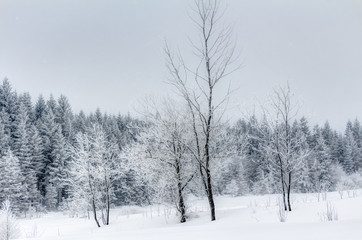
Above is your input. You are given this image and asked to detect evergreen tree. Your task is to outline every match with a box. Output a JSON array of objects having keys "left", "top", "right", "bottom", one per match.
[
  {"left": 344, "top": 129, "right": 359, "bottom": 173},
  {"left": 38, "top": 107, "right": 59, "bottom": 197},
  {"left": 12, "top": 103, "right": 39, "bottom": 210},
  {"left": 314, "top": 134, "right": 333, "bottom": 191},
  {"left": 35, "top": 95, "right": 46, "bottom": 122},
  {"left": 46, "top": 126, "right": 68, "bottom": 209},
  {"left": 18, "top": 92, "right": 34, "bottom": 123},
  {"left": 0, "top": 150, "right": 27, "bottom": 213},
  {"left": 0, "top": 122, "right": 10, "bottom": 157},
  {"left": 47, "top": 94, "right": 57, "bottom": 114},
  {"left": 28, "top": 126, "right": 45, "bottom": 205},
  {"left": 55, "top": 95, "right": 73, "bottom": 140}
]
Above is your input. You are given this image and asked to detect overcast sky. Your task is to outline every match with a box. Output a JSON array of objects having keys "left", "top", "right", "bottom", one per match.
[{"left": 0, "top": 0, "right": 361, "bottom": 131}]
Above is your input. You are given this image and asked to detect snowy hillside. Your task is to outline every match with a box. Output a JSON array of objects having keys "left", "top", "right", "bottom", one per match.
[{"left": 18, "top": 191, "right": 362, "bottom": 240}]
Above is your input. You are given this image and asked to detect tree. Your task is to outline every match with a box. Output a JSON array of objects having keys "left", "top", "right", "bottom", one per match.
[
  {"left": 253, "top": 84, "right": 309, "bottom": 211},
  {"left": 69, "top": 124, "right": 119, "bottom": 227},
  {"left": 0, "top": 150, "right": 27, "bottom": 213},
  {"left": 344, "top": 128, "right": 359, "bottom": 174},
  {"left": 55, "top": 95, "right": 73, "bottom": 140},
  {"left": 38, "top": 107, "right": 59, "bottom": 198},
  {"left": 46, "top": 126, "right": 68, "bottom": 209},
  {"left": 35, "top": 95, "right": 46, "bottom": 122},
  {"left": 0, "top": 199, "right": 20, "bottom": 240},
  {"left": 165, "top": 0, "right": 238, "bottom": 221},
  {"left": 314, "top": 133, "right": 333, "bottom": 191},
  {"left": 12, "top": 103, "right": 39, "bottom": 212},
  {"left": 128, "top": 98, "right": 196, "bottom": 223}
]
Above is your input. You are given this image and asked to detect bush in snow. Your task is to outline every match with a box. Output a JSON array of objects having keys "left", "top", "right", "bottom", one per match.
[{"left": 319, "top": 201, "right": 338, "bottom": 222}]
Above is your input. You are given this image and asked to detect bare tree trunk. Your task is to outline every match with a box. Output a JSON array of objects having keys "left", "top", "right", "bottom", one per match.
[
  {"left": 91, "top": 197, "right": 100, "bottom": 228},
  {"left": 281, "top": 173, "right": 287, "bottom": 211},
  {"left": 206, "top": 168, "right": 216, "bottom": 221},
  {"left": 105, "top": 175, "right": 110, "bottom": 225},
  {"left": 287, "top": 172, "right": 292, "bottom": 211},
  {"left": 177, "top": 181, "right": 187, "bottom": 223},
  {"left": 277, "top": 151, "right": 287, "bottom": 211},
  {"left": 89, "top": 177, "right": 100, "bottom": 227},
  {"left": 175, "top": 156, "right": 187, "bottom": 223}
]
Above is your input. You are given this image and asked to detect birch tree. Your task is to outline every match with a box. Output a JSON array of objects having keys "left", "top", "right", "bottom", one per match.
[{"left": 165, "top": 0, "right": 238, "bottom": 221}]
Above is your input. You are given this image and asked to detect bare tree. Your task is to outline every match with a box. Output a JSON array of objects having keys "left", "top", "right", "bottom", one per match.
[
  {"left": 165, "top": 0, "right": 239, "bottom": 221},
  {"left": 69, "top": 124, "right": 118, "bottom": 227},
  {"left": 129, "top": 97, "right": 196, "bottom": 223},
  {"left": 252, "top": 84, "right": 309, "bottom": 211}
]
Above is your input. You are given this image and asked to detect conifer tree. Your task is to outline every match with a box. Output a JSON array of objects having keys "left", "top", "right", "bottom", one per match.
[
  {"left": 46, "top": 126, "right": 68, "bottom": 209},
  {"left": 12, "top": 103, "right": 39, "bottom": 211},
  {"left": 0, "top": 150, "right": 27, "bottom": 213},
  {"left": 315, "top": 134, "right": 333, "bottom": 191}
]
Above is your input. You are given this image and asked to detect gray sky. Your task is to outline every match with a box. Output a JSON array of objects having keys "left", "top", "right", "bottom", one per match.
[{"left": 0, "top": 0, "right": 361, "bottom": 131}]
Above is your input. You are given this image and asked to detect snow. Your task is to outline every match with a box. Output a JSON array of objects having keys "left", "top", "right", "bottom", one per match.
[{"left": 17, "top": 191, "right": 362, "bottom": 240}]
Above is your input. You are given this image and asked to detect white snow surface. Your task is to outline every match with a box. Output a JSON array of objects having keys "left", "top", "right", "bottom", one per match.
[{"left": 18, "top": 191, "right": 362, "bottom": 240}]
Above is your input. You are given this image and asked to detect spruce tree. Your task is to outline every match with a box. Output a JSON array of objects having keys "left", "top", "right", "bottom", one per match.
[
  {"left": 0, "top": 150, "right": 27, "bottom": 213},
  {"left": 12, "top": 103, "right": 39, "bottom": 211},
  {"left": 46, "top": 126, "right": 68, "bottom": 209}
]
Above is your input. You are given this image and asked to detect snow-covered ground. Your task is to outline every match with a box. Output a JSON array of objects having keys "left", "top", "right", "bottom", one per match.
[{"left": 18, "top": 190, "right": 362, "bottom": 240}]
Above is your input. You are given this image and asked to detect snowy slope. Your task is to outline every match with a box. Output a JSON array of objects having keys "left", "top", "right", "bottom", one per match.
[{"left": 18, "top": 191, "right": 362, "bottom": 240}]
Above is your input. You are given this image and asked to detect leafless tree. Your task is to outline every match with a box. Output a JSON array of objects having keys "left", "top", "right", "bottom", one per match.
[
  {"left": 129, "top": 97, "right": 197, "bottom": 223},
  {"left": 69, "top": 124, "right": 118, "bottom": 227},
  {"left": 252, "top": 84, "right": 309, "bottom": 211},
  {"left": 165, "top": 0, "right": 239, "bottom": 221}
]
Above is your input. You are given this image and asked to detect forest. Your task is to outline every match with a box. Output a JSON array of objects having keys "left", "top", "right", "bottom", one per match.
[
  {"left": 0, "top": 78, "right": 361, "bottom": 227},
  {"left": 0, "top": 2, "right": 361, "bottom": 238}
]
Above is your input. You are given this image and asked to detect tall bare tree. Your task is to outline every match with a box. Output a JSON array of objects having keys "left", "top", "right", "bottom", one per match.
[
  {"left": 252, "top": 84, "right": 309, "bottom": 211},
  {"left": 165, "top": 0, "right": 239, "bottom": 221}
]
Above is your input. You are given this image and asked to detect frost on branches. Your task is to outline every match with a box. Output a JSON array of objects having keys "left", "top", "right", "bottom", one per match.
[{"left": 69, "top": 124, "right": 119, "bottom": 227}]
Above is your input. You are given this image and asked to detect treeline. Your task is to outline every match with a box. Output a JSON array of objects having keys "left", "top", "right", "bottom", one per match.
[
  {"left": 216, "top": 116, "right": 362, "bottom": 196},
  {"left": 0, "top": 78, "right": 361, "bottom": 220},
  {"left": 0, "top": 79, "right": 146, "bottom": 216}
]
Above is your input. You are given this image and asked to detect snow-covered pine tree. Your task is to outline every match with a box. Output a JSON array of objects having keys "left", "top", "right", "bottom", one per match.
[
  {"left": 38, "top": 107, "right": 59, "bottom": 198},
  {"left": 18, "top": 92, "right": 35, "bottom": 124},
  {"left": 314, "top": 134, "right": 333, "bottom": 191},
  {"left": 34, "top": 95, "right": 47, "bottom": 122},
  {"left": 46, "top": 126, "right": 68, "bottom": 209},
  {"left": 0, "top": 122, "right": 10, "bottom": 157},
  {"left": 0, "top": 150, "right": 27, "bottom": 213},
  {"left": 28, "top": 126, "right": 45, "bottom": 208},
  {"left": 12, "top": 103, "right": 39, "bottom": 214},
  {"left": 55, "top": 95, "right": 73, "bottom": 140},
  {"left": 344, "top": 128, "right": 359, "bottom": 174}
]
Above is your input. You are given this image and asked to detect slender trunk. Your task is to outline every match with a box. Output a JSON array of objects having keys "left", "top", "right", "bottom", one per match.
[
  {"left": 175, "top": 155, "right": 187, "bottom": 223},
  {"left": 105, "top": 175, "right": 110, "bottom": 225},
  {"left": 178, "top": 182, "right": 186, "bottom": 223},
  {"left": 199, "top": 163, "right": 208, "bottom": 195},
  {"left": 277, "top": 153, "right": 287, "bottom": 211},
  {"left": 92, "top": 197, "right": 100, "bottom": 228},
  {"left": 206, "top": 168, "right": 216, "bottom": 221},
  {"left": 106, "top": 192, "right": 110, "bottom": 225},
  {"left": 287, "top": 172, "right": 292, "bottom": 211},
  {"left": 89, "top": 176, "right": 100, "bottom": 227},
  {"left": 281, "top": 176, "right": 287, "bottom": 211}
]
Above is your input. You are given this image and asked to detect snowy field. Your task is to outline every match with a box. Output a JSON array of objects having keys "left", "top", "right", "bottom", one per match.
[{"left": 17, "top": 191, "right": 362, "bottom": 240}]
